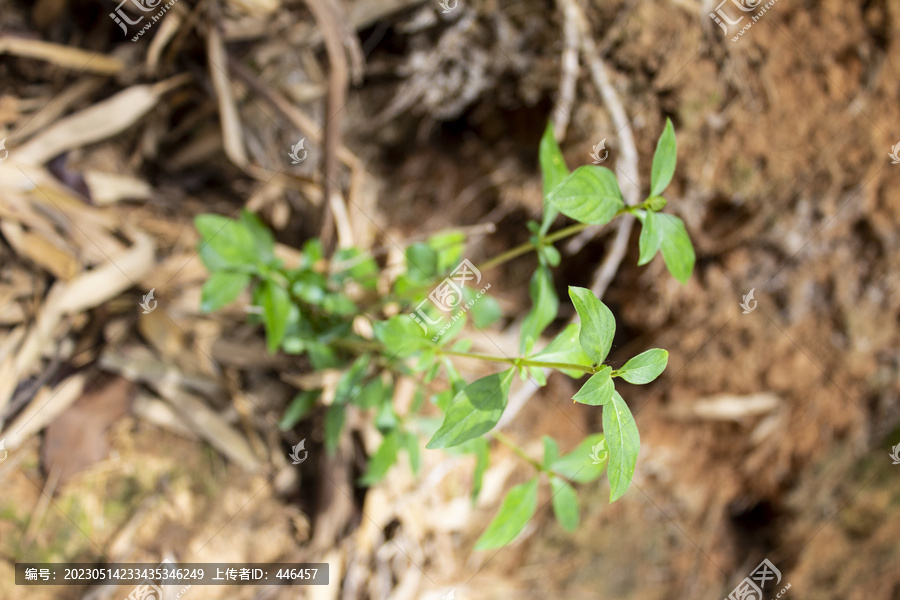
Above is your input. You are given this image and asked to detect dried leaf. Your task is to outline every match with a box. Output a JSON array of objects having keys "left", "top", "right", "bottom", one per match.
[
  {"left": 41, "top": 376, "right": 134, "bottom": 485},
  {"left": 83, "top": 171, "right": 152, "bottom": 205},
  {"left": 14, "top": 77, "right": 188, "bottom": 165},
  {"left": 0, "top": 220, "right": 79, "bottom": 280},
  {"left": 57, "top": 232, "right": 155, "bottom": 314},
  {"left": 2, "top": 374, "right": 86, "bottom": 453},
  {"left": 206, "top": 27, "right": 249, "bottom": 168},
  {"left": 0, "top": 36, "right": 124, "bottom": 74}
]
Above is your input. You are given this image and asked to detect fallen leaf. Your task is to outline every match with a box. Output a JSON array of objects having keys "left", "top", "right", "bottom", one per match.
[
  {"left": 41, "top": 375, "right": 133, "bottom": 486},
  {"left": 0, "top": 36, "right": 124, "bottom": 74}
]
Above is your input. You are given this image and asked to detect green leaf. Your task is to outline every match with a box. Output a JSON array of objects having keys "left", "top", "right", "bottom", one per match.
[
  {"left": 375, "top": 399, "right": 399, "bottom": 431},
  {"left": 428, "top": 230, "right": 466, "bottom": 274},
  {"left": 259, "top": 280, "right": 291, "bottom": 353},
  {"left": 441, "top": 357, "right": 466, "bottom": 393},
  {"left": 471, "top": 436, "right": 490, "bottom": 501},
  {"left": 300, "top": 239, "right": 324, "bottom": 268},
  {"left": 195, "top": 214, "right": 259, "bottom": 273},
  {"left": 474, "top": 477, "right": 539, "bottom": 550},
  {"left": 650, "top": 117, "right": 677, "bottom": 197},
  {"left": 527, "top": 366, "right": 547, "bottom": 387},
  {"left": 373, "top": 315, "right": 431, "bottom": 357},
  {"left": 201, "top": 271, "right": 250, "bottom": 313},
  {"left": 603, "top": 391, "right": 640, "bottom": 502},
  {"left": 549, "top": 476, "right": 579, "bottom": 532},
  {"left": 547, "top": 166, "right": 624, "bottom": 226},
  {"left": 308, "top": 342, "right": 339, "bottom": 370},
  {"left": 540, "top": 244, "right": 561, "bottom": 267},
  {"left": 359, "top": 431, "right": 399, "bottom": 486},
  {"left": 324, "top": 403, "right": 345, "bottom": 455},
  {"left": 540, "top": 122, "right": 569, "bottom": 198},
  {"left": 333, "top": 247, "right": 379, "bottom": 290},
  {"left": 618, "top": 349, "right": 668, "bottom": 384},
  {"left": 568, "top": 286, "right": 616, "bottom": 364},
  {"left": 406, "top": 243, "right": 438, "bottom": 281},
  {"left": 656, "top": 213, "right": 695, "bottom": 284},
  {"left": 530, "top": 323, "right": 594, "bottom": 378},
  {"left": 353, "top": 376, "right": 390, "bottom": 409},
  {"left": 433, "top": 309, "right": 468, "bottom": 346},
  {"left": 291, "top": 271, "right": 327, "bottom": 305},
  {"left": 572, "top": 366, "right": 614, "bottom": 406},
  {"left": 278, "top": 390, "right": 318, "bottom": 431},
  {"left": 426, "top": 369, "right": 514, "bottom": 449},
  {"left": 323, "top": 293, "right": 356, "bottom": 315},
  {"left": 542, "top": 435, "right": 559, "bottom": 467},
  {"left": 549, "top": 433, "right": 607, "bottom": 484},
  {"left": 637, "top": 211, "right": 661, "bottom": 266},
  {"left": 520, "top": 265, "right": 558, "bottom": 354},
  {"left": 335, "top": 355, "right": 370, "bottom": 404},
  {"left": 465, "top": 287, "right": 502, "bottom": 328},
  {"left": 239, "top": 210, "right": 276, "bottom": 265},
  {"left": 645, "top": 195, "right": 668, "bottom": 212},
  {"left": 539, "top": 122, "right": 569, "bottom": 235},
  {"left": 401, "top": 431, "right": 421, "bottom": 474}
]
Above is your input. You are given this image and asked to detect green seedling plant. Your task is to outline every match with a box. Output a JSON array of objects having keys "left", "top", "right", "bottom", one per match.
[{"left": 194, "top": 119, "right": 694, "bottom": 550}]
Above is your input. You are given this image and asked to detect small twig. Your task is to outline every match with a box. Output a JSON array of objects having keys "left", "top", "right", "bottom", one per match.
[
  {"left": 303, "top": 0, "right": 353, "bottom": 253},
  {"left": 3, "top": 344, "right": 62, "bottom": 425},
  {"left": 227, "top": 57, "right": 362, "bottom": 170},
  {"left": 552, "top": 0, "right": 580, "bottom": 140},
  {"left": 561, "top": 0, "right": 641, "bottom": 298},
  {"left": 23, "top": 465, "right": 61, "bottom": 548}
]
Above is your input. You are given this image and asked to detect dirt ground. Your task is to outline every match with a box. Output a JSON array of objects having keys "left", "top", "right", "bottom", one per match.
[{"left": 1, "top": 0, "right": 899, "bottom": 598}]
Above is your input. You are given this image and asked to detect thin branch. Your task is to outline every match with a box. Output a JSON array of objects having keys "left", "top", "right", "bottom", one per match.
[{"left": 551, "top": 0, "right": 580, "bottom": 140}]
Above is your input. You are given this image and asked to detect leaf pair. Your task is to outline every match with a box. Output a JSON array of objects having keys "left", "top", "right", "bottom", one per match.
[
  {"left": 196, "top": 211, "right": 276, "bottom": 312},
  {"left": 475, "top": 433, "right": 610, "bottom": 549},
  {"left": 567, "top": 286, "right": 667, "bottom": 502},
  {"left": 638, "top": 118, "right": 695, "bottom": 283},
  {"left": 637, "top": 211, "right": 695, "bottom": 284},
  {"left": 196, "top": 211, "right": 292, "bottom": 352},
  {"left": 540, "top": 119, "right": 695, "bottom": 284},
  {"left": 572, "top": 348, "right": 668, "bottom": 406}
]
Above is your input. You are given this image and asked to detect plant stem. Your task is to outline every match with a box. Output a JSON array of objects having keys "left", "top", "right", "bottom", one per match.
[
  {"left": 438, "top": 349, "right": 597, "bottom": 374},
  {"left": 491, "top": 430, "right": 543, "bottom": 471},
  {"left": 490, "top": 430, "right": 570, "bottom": 481},
  {"left": 366, "top": 221, "right": 598, "bottom": 313},
  {"left": 476, "top": 222, "right": 590, "bottom": 272}
]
